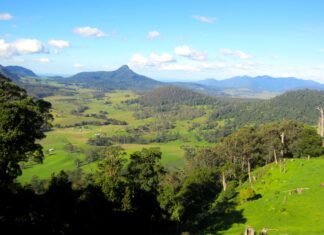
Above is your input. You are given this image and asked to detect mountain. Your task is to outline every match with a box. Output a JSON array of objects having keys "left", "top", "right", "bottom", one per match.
[
  {"left": 210, "top": 89, "right": 324, "bottom": 126},
  {"left": 0, "top": 65, "right": 38, "bottom": 83},
  {"left": 64, "top": 65, "right": 163, "bottom": 90},
  {"left": 5, "top": 66, "right": 37, "bottom": 78},
  {"left": 198, "top": 76, "right": 324, "bottom": 93},
  {"left": 0, "top": 65, "right": 20, "bottom": 82}
]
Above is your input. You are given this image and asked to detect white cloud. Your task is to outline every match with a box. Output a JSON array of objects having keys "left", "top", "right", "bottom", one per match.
[
  {"left": 220, "top": 48, "right": 252, "bottom": 59},
  {"left": 147, "top": 31, "right": 160, "bottom": 40},
  {"left": 129, "top": 54, "right": 149, "bottom": 66},
  {"left": 129, "top": 53, "right": 175, "bottom": 67},
  {"left": 150, "top": 53, "right": 174, "bottom": 64},
  {"left": 314, "top": 64, "right": 324, "bottom": 70},
  {"left": 73, "top": 26, "right": 106, "bottom": 38},
  {"left": 0, "top": 39, "right": 12, "bottom": 57},
  {"left": 160, "top": 64, "right": 200, "bottom": 72},
  {"left": 0, "top": 13, "right": 13, "bottom": 21},
  {"left": 48, "top": 39, "right": 70, "bottom": 48},
  {"left": 74, "top": 63, "right": 84, "bottom": 68},
  {"left": 0, "top": 38, "right": 47, "bottom": 58},
  {"left": 12, "top": 39, "right": 47, "bottom": 54},
  {"left": 192, "top": 15, "right": 216, "bottom": 24},
  {"left": 34, "top": 57, "right": 50, "bottom": 63},
  {"left": 174, "top": 45, "right": 207, "bottom": 61}
]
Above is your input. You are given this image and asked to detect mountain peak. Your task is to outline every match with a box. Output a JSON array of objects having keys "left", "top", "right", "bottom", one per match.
[
  {"left": 66, "top": 64, "right": 162, "bottom": 90},
  {"left": 117, "top": 65, "right": 131, "bottom": 72}
]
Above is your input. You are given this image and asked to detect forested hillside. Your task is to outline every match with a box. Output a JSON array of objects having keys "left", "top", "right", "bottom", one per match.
[
  {"left": 210, "top": 89, "right": 324, "bottom": 126},
  {"left": 136, "top": 86, "right": 220, "bottom": 106}
]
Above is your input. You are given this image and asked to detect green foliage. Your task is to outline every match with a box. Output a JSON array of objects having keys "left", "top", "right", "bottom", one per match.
[
  {"left": 95, "top": 146, "right": 126, "bottom": 202},
  {"left": 239, "top": 187, "right": 257, "bottom": 203},
  {"left": 127, "top": 147, "right": 165, "bottom": 193},
  {"left": 171, "top": 168, "right": 222, "bottom": 228},
  {"left": 63, "top": 142, "right": 78, "bottom": 153},
  {"left": 210, "top": 89, "right": 324, "bottom": 126},
  {"left": 84, "top": 148, "right": 103, "bottom": 163},
  {"left": 138, "top": 86, "right": 220, "bottom": 108},
  {"left": 28, "top": 175, "right": 48, "bottom": 194},
  {"left": 87, "top": 134, "right": 112, "bottom": 146},
  {"left": 292, "top": 126, "right": 324, "bottom": 158},
  {"left": 0, "top": 75, "right": 52, "bottom": 186}
]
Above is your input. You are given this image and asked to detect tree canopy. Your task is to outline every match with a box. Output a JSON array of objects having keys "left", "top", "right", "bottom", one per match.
[{"left": 0, "top": 75, "right": 52, "bottom": 186}]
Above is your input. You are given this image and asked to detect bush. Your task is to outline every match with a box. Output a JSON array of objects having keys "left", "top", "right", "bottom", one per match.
[
  {"left": 239, "top": 187, "right": 257, "bottom": 202},
  {"left": 85, "top": 148, "right": 103, "bottom": 163},
  {"left": 87, "top": 135, "right": 112, "bottom": 146}
]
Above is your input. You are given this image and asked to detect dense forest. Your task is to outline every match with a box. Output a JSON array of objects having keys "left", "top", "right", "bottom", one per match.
[
  {"left": 1, "top": 74, "right": 324, "bottom": 234},
  {"left": 211, "top": 89, "right": 324, "bottom": 126}
]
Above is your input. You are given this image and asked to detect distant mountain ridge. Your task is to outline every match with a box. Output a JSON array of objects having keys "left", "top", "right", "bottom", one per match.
[
  {"left": 0, "top": 65, "right": 37, "bottom": 81},
  {"left": 2, "top": 63, "right": 324, "bottom": 97},
  {"left": 64, "top": 65, "right": 162, "bottom": 90},
  {"left": 198, "top": 75, "right": 324, "bottom": 92},
  {"left": 64, "top": 67, "right": 324, "bottom": 94},
  {"left": 5, "top": 66, "right": 37, "bottom": 78},
  {"left": 0, "top": 65, "right": 21, "bottom": 82}
]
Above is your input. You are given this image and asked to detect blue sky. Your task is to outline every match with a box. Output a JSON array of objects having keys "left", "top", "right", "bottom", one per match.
[{"left": 1, "top": 0, "right": 324, "bottom": 81}]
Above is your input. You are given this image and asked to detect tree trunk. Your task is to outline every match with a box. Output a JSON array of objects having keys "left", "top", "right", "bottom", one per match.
[
  {"left": 280, "top": 132, "right": 285, "bottom": 157},
  {"left": 279, "top": 159, "right": 283, "bottom": 173},
  {"left": 248, "top": 159, "right": 252, "bottom": 184},
  {"left": 317, "top": 107, "right": 324, "bottom": 146},
  {"left": 222, "top": 171, "right": 227, "bottom": 191},
  {"left": 273, "top": 149, "right": 278, "bottom": 164},
  {"left": 241, "top": 157, "right": 245, "bottom": 171}
]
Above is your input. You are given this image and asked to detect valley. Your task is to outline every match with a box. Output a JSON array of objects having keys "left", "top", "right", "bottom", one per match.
[
  {"left": 19, "top": 73, "right": 324, "bottom": 185},
  {"left": 19, "top": 84, "right": 213, "bottom": 182},
  {"left": 2, "top": 65, "right": 324, "bottom": 234},
  {"left": 2, "top": 1, "right": 324, "bottom": 234}
]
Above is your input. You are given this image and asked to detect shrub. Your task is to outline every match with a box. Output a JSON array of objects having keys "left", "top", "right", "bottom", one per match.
[{"left": 239, "top": 187, "right": 257, "bottom": 202}]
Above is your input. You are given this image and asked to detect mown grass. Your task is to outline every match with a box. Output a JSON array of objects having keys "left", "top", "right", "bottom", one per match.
[{"left": 221, "top": 157, "right": 324, "bottom": 235}]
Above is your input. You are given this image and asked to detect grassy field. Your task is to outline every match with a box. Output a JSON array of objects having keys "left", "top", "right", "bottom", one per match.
[
  {"left": 221, "top": 157, "right": 324, "bottom": 235},
  {"left": 19, "top": 85, "right": 213, "bottom": 183}
]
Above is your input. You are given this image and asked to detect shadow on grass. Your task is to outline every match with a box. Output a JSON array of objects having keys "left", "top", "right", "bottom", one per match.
[
  {"left": 197, "top": 205, "right": 246, "bottom": 234},
  {"left": 185, "top": 190, "right": 247, "bottom": 235}
]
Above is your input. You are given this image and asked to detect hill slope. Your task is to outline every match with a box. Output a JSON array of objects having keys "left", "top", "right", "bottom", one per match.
[
  {"left": 211, "top": 89, "right": 324, "bottom": 126},
  {"left": 137, "top": 86, "right": 221, "bottom": 106},
  {"left": 220, "top": 157, "right": 324, "bottom": 234},
  {"left": 0, "top": 65, "right": 21, "bottom": 82},
  {"left": 65, "top": 65, "right": 162, "bottom": 90},
  {"left": 5, "top": 65, "right": 37, "bottom": 77}
]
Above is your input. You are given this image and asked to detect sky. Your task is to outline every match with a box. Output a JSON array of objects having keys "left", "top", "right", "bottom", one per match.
[{"left": 1, "top": 0, "right": 324, "bottom": 82}]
